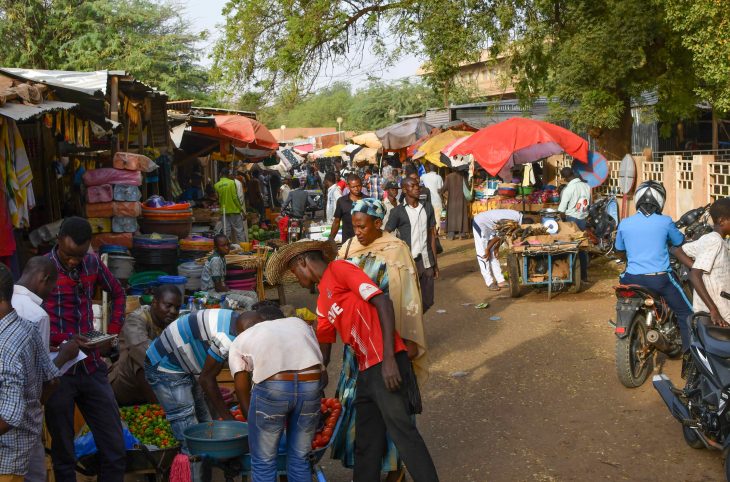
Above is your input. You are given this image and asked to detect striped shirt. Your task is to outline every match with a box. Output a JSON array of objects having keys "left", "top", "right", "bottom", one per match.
[
  {"left": 0, "top": 311, "right": 58, "bottom": 475},
  {"left": 44, "top": 246, "right": 126, "bottom": 373},
  {"left": 146, "top": 309, "right": 238, "bottom": 374}
]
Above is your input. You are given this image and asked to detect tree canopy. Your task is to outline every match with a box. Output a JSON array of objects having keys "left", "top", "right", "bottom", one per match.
[{"left": 0, "top": 0, "right": 214, "bottom": 101}]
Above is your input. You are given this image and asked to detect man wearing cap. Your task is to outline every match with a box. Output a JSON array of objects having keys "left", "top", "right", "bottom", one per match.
[
  {"left": 382, "top": 181, "right": 399, "bottom": 226},
  {"left": 385, "top": 177, "right": 439, "bottom": 313},
  {"left": 266, "top": 240, "right": 439, "bottom": 482}
]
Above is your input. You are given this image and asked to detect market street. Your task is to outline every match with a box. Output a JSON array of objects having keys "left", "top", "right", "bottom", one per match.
[{"left": 280, "top": 239, "right": 724, "bottom": 481}]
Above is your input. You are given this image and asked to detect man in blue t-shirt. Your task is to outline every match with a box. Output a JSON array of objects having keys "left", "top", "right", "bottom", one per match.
[{"left": 614, "top": 181, "right": 693, "bottom": 349}]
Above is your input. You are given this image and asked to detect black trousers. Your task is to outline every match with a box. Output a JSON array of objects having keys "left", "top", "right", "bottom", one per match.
[
  {"left": 45, "top": 367, "right": 126, "bottom": 481},
  {"left": 354, "top": 352, "right": 439, "bottom": 482},
  {"left": 415, "top": 256, "right": 435, "bottom": 313}
]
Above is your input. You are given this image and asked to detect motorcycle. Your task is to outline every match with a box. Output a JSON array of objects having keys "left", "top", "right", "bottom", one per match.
[
  {"left": 653, "top": 293, "right": 730, "bottom": 480},
  {"left": 585, "top": 194, "right": 620, "bottom": 255},
  {"left": 611, "top": 204, "right": 713, "bottom": 388}
]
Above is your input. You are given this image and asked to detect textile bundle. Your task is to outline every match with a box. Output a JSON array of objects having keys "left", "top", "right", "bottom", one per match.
[{"left": 0, "top": 117, "right": 35, "bottom": 228}]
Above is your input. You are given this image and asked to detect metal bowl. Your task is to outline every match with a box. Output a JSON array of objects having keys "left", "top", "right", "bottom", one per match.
[{"left": 183, "top": 421, "right": 249, "bottom": 460}]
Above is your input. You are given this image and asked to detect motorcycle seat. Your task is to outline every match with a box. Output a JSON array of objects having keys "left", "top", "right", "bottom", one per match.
[{"left": 697, "top": 316, "right": 730, "bottom": 358}]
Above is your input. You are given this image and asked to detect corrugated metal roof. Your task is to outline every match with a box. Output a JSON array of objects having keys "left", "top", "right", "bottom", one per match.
[
  {"left": 0, "top": 99, "right": 78, "bottom": 121},
  {"left": 0, "top": 68, "right": 109, "bottom": 96}
]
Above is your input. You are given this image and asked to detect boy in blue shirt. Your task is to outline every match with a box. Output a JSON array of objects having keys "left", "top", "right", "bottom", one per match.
[{"left": 614, "top": 181, "right": 693, "bottom": 350}]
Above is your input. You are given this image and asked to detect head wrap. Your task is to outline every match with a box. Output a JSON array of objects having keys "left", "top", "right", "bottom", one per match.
[{"left": 351, "top": 197, "right": 386, "bottom": 220}]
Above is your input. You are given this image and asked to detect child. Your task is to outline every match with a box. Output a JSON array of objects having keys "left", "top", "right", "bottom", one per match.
[
  {"left": 201, "top": 234, "right": 231, "bottom": 293},
  {"left": 675, "top": 198, "right": 730, "bottom": 326}
]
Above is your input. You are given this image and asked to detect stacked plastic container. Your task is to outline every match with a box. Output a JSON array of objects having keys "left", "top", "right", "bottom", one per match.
[
  {"left": 132, "top": 234, "right": 179, "bottom": 275},
  {"left": 178, "top": 262, "right": 204, "bottom": 292},
  {"left": 178, "top": 236, "right": 214, "bottom": 263}
]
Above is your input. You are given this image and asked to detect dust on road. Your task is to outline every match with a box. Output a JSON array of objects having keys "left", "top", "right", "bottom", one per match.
[{"left": 281, "top": 239, "right": 723, "bottom": 481}]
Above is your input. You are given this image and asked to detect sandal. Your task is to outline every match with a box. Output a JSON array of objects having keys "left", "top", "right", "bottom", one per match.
[{"left": 487, "top": 284, "right": 500, "bottom": 291}]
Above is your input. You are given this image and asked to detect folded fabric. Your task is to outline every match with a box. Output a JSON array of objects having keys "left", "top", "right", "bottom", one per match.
[
  {"left": 87, "top": 217, "right": 112, "bottom": 234},
  {"left": 113, "top": 184, "right": 142, "bottom": 202},
  {"left": 86, "top": 201, "right": 141, "bottom": 218},
  {"left": 113, "top": 152, "right": 158, "bottom": 172},
  {"left": 112, "top": 216, "right": 139, "bottom": 233},
  {"left": 83, "top": 168, "right": 142, "bottom": 187},
  {"left": 86, "top": 184, "right": 113, "bottom": 203},
  {"left": 91, "top": 233, "right": 133, "bottom": 250}
]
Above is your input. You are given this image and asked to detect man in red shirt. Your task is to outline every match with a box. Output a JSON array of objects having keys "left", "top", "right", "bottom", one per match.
[{"left": 266, "top": 240, "right": 439, "bottom": 482}]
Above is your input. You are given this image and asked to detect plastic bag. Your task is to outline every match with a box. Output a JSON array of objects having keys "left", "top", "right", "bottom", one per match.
[
  {"left": 86, "top": 184, "right": 113, "bottom": 203},
  {"left": 86, "top": 202, "right": 141, "bottom": 218},
  {"left": 75, "top": 425, "right": 140, "bottom": 459},
  {"left": 112, "top": 216, "right": 138, "bottom": 233},
  {"left": 83, "top": 168, "right": 142, "bottom": 187},
  {"left": 113, "top": 184, "right": 142, "bottom": 202},
  {"left": 113, "top": 151, "right": 159, "bottom": 172},
  {"left": 88, "top": 217, "right": 112, "bottom": 234}
]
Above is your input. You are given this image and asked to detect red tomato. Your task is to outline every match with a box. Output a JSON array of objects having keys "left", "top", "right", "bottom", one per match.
[
  {"left": 332, "top": 408, "right": 341, "bottom": 420},
  {"left": 322, "top": 427, "right": 333, "bottom": 438},
  {"left": 333, "top": 400, "right": 342, "bottom": 410},
  {"left": 320, "top": 403, "right": 328, "bottom": 413},
  {"left": 326, "top": 398, "right": 337, "bottom": 409},
  {"left": 325, "top": 419, "right": 336, "bottom": 429},
  {"left": 235, "top": 414, "right": 244, "bottom": 421}
]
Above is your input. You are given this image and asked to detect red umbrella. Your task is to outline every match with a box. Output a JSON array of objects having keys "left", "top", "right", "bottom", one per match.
[
  {"left": 450, "top": 117, "right": 588, "bottom": 179},
  {"left": 192, "top": 115, "right": 279, "bottom": 158}
]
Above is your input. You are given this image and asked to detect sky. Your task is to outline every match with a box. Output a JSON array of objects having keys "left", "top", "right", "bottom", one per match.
[{"left": 181, "top": 0, "right": 424, "bottom": 91}]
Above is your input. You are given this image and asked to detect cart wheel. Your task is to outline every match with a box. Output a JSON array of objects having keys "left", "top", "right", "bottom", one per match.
[
  {"left": 567, "top": 255, "right": 582, "bottom": 293},
  {"left": 506, "top": 253, "right": 522, "bottom": 298}
]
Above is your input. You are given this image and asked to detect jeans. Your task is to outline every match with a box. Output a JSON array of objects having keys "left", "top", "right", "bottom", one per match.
[
  {"left": 566, "top": 216, "right": 589, "bottom": 280},
  {"left": 45, "top": 368, "right": 126, "bottom": 482},
  {"left": 620, "top": 272, "right": 694, "bottom": 350},
  {"left": 144, "top": 362, "right": 212, "bottom": 480},
  {"left": 354, "top": 352, "right": 439, "bottom": 482},
  {"left": 248, "top": 378, "right": 321, "bottom": 482}
]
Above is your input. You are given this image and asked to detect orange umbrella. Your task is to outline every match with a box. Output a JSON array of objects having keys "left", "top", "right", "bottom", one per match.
[{"left": 192, "top": 115, "right": 279, "bottom": 155}]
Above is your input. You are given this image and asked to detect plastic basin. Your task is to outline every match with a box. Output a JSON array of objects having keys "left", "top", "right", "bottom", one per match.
[{"left": 183, "top": 421, "right": 249, "bottom": 460}]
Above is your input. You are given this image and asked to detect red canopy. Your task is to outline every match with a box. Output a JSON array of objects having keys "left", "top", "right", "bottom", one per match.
[
  {"left": 451, "top": 117, "right": 588, "bottom": 179},
  {"left": 192, "top": 115, "right": 279, "bottom": 157}
]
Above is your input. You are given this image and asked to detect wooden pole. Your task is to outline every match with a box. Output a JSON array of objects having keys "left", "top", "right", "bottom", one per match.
[{"left": 712, "top": 108, "right": 719, "bottom": 150}]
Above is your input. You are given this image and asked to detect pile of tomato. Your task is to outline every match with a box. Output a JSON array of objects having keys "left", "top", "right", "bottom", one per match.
[
  {"left": 312, "top": 397, "right": 342, "bottom": 450},
  {"left": 230, "top": 406, "right": 246, "bottom": 422},
  {"left": 119, "top": 404, "right": 177, "bottom": 449}
]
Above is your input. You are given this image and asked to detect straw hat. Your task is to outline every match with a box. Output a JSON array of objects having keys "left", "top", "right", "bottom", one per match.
[{"left": 265, "top": 239, "right": 338, "bottom": 285}]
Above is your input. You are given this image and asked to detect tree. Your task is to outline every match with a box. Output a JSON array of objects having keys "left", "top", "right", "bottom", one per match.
[
  {"left": 0, "top": 0, "right": 212, "bottom": 101},
  {"left": 212, "top": 0, "right": 489, "bottom": 104},
  {"left": 491, "top": 0, "right": 698, "bottom": 157}
]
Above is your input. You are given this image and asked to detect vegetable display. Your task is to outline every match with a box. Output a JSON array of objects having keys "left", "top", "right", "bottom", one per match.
[
  {"left": 119, "top": 404, "right": 177, "bottom": 449},
  {"left": 312, "top": 397, "right": 342, "bottom": 450}
]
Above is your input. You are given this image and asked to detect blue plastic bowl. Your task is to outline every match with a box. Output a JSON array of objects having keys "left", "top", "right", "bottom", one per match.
[{"left": 183, "top": 421, "right": 249, "bottom": 460}]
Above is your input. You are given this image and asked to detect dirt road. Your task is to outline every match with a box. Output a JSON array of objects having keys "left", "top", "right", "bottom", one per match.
[{"left": 283, "top": 239, "right": 724, "bottom": 481}]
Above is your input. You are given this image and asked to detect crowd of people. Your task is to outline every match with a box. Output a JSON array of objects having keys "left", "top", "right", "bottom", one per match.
[{"left": 1, "top": 150, "right": 728, "bottom": 482}]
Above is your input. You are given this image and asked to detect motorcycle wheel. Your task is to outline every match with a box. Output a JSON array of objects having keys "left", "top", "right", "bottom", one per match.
[
  {"left": 683, "top": 426, "right": 705, "bottom": 449},
  {"left": 615, "top": 316, "right": 653, "bottom": 388},
  {"left": 507, "top": 253, "right": 522, "bottom": 298}
]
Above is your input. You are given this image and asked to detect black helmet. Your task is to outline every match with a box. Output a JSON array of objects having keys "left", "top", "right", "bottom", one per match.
[{"left": 634, "top": 180, "right": 666, "bottom": 216}]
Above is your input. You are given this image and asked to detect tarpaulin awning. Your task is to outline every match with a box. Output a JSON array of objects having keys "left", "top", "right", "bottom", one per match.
[
  {"left": 375, "top": 118, "right": 435, "bottom": 150},
  {"left": 352, "top": 147, "right": 380, "bottom": 165},
  {"left": 0, "top": 99, "right": 78, "bottom": 121},
  {"left": 413, "top": 130, "right": 472, "bottom": 167},
  {"left": 191, "top": 115, "right": 278, "bottom": 159},
  {"left": 323, "top": 144, "right": 346, "bottom": 157},
  {"left": 450, "top": 117, "right": 588, "bottom": 179},
  {"left": 292, "top": 143, "right": 313, "bottom": 154},
  {"left": 351, "top": 132, "right": 382, "bottom": 149},
  {"left": 309, "top": 148, "right": 330, "bottom": 160},
  {"left": 440, "top": 136, "right": 473, "bottom": 170},
  {"left": 276, "top": 149, "right": 304, "bottom": 170}
]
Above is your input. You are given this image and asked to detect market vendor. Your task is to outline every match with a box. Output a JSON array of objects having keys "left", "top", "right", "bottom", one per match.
[
  {"left": 200, "top": 234, "right": 258, "bottom": 311},
  {"left": 229, "top": 304, "right": 324, "bottom": 480},
  {"left": 472, "top": 210, "right": 533, "bottom": 292},
  {"left": 144, "top": 306, "right": 276, "bottom": 478},
  {"left": 109, "top": 285, "right": 182, "bottom": 406}
]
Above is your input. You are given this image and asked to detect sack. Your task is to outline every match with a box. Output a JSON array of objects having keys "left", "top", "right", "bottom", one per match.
[
  {"left": 462, "top": 180, "right": 474, "bottom": 202},
  {"left": 113, "top": 151, "right": 158, "bottom": 172},
  {"left": 83, "top": 168, "right": 142, "bottom": 187},
  {"left": 87, "top": 217, "right": 112, "bottom": 234},
  {"left": 112, "top": 216, "right": 139, "bottom": 233},
  {"left": 86, "top": 202, "right": 141, "bottom": 218},
  {"left": 113, "top": 184, "right": 142, "bottom": 202}
]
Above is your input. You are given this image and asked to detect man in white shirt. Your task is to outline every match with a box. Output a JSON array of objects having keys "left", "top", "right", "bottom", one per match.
[
  {"left": 324, "top": 172, "right": 342, "bottom": 224},
  {"left": 420, "top": 163, "right": 444, "bottom": 230},
  {"left": 385, "top": 177, "right": 439, "bottom": 312},
  {"left": 472, "top": 210, "right": 526, "bottom": 291},
  {"left": 12, "top": 256, "right": 80, "bottom": 482},
  {"left": 229, "top": 305, "right": 323, "bottom": 481},
  {"left": 558, "top": 167, "right": 591, "bottom": 280}
]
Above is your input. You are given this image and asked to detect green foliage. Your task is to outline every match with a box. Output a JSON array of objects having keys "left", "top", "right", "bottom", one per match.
[
  {"left": 212, "top": 0, "right": 488, "bottom": 103},
  {"left": 492, "top": 0, "right": 699, "bottom": 135},
  {"left": 664, "top": 0, "right": 730, "bottom": 112},
  {"left": 0, "top": 0, "right": 212, "bottom": 101},
  {"left": 253, "top": 79, "right": 441, "bottom": 131}
]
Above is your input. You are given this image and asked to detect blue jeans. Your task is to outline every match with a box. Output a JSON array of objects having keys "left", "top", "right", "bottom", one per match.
[
  {"left": 620, "top": 272, "right": 694, "bottom": 350},
  {"left": 248, "top": 378, "right": 321, "bottom": 482},
  {"left": 144, "top": 362, "right": 212, "bottom": 480},
  {"left": 566, "top": 216, "right": 589, "bottom": 280}
]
